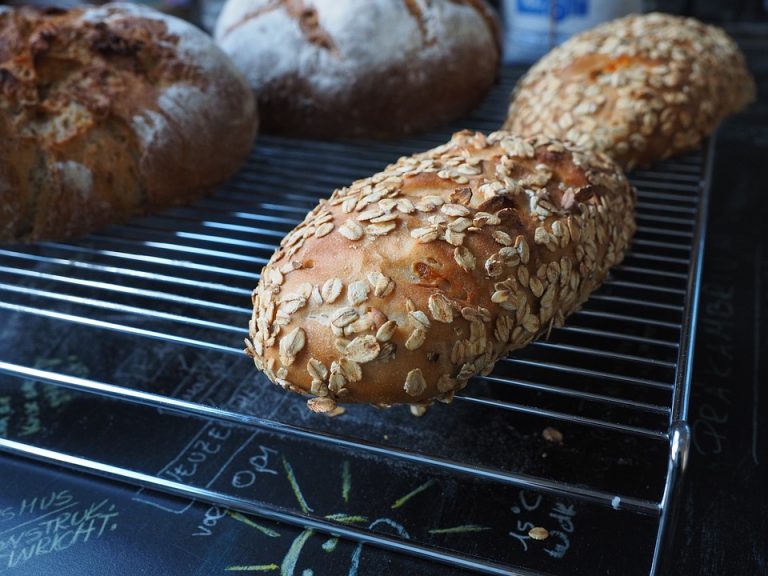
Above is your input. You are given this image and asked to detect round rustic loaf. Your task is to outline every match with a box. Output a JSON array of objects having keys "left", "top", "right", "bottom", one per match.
[
  {"left": 246, "top": 131, "right": 636, "bottom": 414},
  {"left": 214, "top": 0, "right": 500, "bottom": 139},
  {"left": 503, "top": 13, "right": 755, "bottom": 170},
  {"left": 0, "top": 3, "right": 258, "bottom": 243}
]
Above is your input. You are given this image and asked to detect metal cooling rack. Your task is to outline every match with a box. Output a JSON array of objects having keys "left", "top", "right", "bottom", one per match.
[{"left": 0, "top": 68, "right": 710, "bottom": 576}]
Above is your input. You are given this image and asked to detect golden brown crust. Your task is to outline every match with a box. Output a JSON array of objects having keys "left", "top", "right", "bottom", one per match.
[
  {"left": 503, "top": 13, "right": 756, "bottom": 170},
  {"left": 214, "top": 0, "right": 500, "bottom": 139},
  {"left": 246, "top": 130, "right": 636, "bottom": 411},
  {"left": 0, "top": 3, "right": 258, "bottom": 243}
]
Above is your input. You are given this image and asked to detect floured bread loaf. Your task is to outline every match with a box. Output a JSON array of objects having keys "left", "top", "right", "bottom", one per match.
[
  {"left": 503, "top": 13, "right": 755, "bottom": 170},
  {"left": 246, "top": 131, "right": 636, "bottom": 413},
  {"left": 0, "top": 3, "right": 258, "bottom": 242},
  {"left": 214, "top": 0, "right": 501, "bottom": 139}
]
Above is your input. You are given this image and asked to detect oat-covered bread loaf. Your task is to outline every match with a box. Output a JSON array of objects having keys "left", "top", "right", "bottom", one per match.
[
  {"left": 0, "top": 3, "right": 258, "bottom": 243},
  {"left": 246, "top": 131, "right": 636, "bottom": 413},
  {"left": 503, "top": 13, "right": 755, "bottom": 170},
  {"left": 214, "top": 0, "right": 500, "bottom": 139}
]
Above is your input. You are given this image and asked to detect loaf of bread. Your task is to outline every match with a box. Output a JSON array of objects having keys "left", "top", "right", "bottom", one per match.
[
  {"left": 503, "top": 13, "right": 755, "bottom": 170},
  {"left": 246, "top": 131, "right": 636, "bottom": 413},
  {"left": 214, "top": 0, "right": 500, "bottom": 139},
  {"left": 0, "top": 3, "right": 258, "bottom": 243}
]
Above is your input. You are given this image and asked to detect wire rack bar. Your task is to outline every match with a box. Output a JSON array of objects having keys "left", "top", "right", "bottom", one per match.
[
  {"left": 474, "top": 375, "right": 671, "bottom": 414},
  {"left": 0, "top": 438, "right": 542, "bottom": 576},
  {"left": 0, "top": 361, "right": 663, "bottom": 515},
  {"left": 0, "top": 250, "right": 254, "bottom": 295},
  {"left": 499, "top": 358, "right": 674, "bottom": 390},
  {"left": 0, "top": 64, "right": 710, "bottom": 575}
]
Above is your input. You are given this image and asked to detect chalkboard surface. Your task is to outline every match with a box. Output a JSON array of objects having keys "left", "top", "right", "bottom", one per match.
[
  {"left": 0, "top": 328, "right": 659, "bottom": 575},
  {"left": 0, "top": 452, "right": 466, "bottom": 576},
  {"left": 668, "top": 43, "right": 768, "bottom": 575}
]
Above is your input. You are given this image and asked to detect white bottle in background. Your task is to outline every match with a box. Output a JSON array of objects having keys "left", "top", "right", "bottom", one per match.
[{"left": 503, "top": 0, "right": 643, "bottom": 63}]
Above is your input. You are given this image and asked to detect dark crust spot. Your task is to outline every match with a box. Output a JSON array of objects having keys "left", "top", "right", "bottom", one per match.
[
  {"left": 575, "top": 185, "right": 597, "bottom": 203},
  {"left": 497, "top": 207, "right": 524, "bottom": 229},
  {"left": 476, "top": 196, "right": 505, "bottom": 214},
  {"left": 39, "top": 7, "right": 67, "bottom": 16},
  {"left": 296, "top": 6, "right": 336, "bottom": 52},
  {"left": 29, "top": 27, "right": 55, "bottom": 54},
  {"left": 0, "top": 5, "right": 201, "bottom": 127},
  {"left": 540, "top": 149, "right": 564, "bottom": 164},
  {"left": 477, "top": 195, "right": 520, "bottom": 215},
  {"left": 0, "top": 68, "right": 19, "bottom": 92},
  {"left": 90, "top": 23, "right": 144, "bottom": 58},
  {"left": 412, "top": 261, "right": 452, "bottom": 292}
]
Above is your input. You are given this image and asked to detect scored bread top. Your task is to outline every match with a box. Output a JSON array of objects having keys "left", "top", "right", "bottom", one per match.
[
  {"left": 215, "top": 0, "right": 500, "bottom": 91},
  {"left": 0, "top": 3, "right": 257, "bottom": 242},
  {"left": 213, "top": 0, "right": 500, "bottom": 138},
  {"left": 247, "top": 131, "right": 636, "bottom": 412},
  {"left": 504, "top": 12, "right": 755, "bottom": 170}
]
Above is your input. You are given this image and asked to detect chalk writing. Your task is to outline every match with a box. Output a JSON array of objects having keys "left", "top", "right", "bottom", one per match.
[
  {"left": 0, "top": 494, "right": 118, "bottom": 571},
  {"left": 17, "top": 383, "right": 40, "bottom": 437},
  {"left": 544, "top": 503, "right": 576, "bottom": 559},
  {"left": 134, "top": 423, "right": 257, "bottom": 514},
  {"left": 348, "top": 519, "right": 410, "bottom": 576},
  {"left": 231, "top": 446, "right": 279, "bottom": 489},
  {"left": 0, "top": 490, "right": 74, "bottom": 525},
  {"left": 700, "top": 285, "right": 735, "bottom": 378},
  {"left": 192, "top": 505, "right": 229, "bottom": 537},
  {"left": 168, "top": 353, "right": 230, "bottom": 406},
  {"left": 161, "top": 423, "right": 245, "bottom": 485},
  {"left": 134, "top": 354, "right": 292, "bottom": 513},
  {"left": 508, "top": 491, "right": 576, "bottom": 559},
  {"left": 0, "top": 396, "right": 11, "bottom": 438},
  {"left": 509, "top": 489, "right": 544, "bottom": 551},
  {"left": 544, "top": 530, "right": 571, "bottom": 559},
  {"left": 284, "top": 401, "right": 315, "bottom": 424},
  {"left": 0, "top": 357, "right": 78, "bottom": 439},
  {"left": 692, "top": 393, "right": 731, "bottom": 456},
  {"left": 549, "top": 503, "right": 576, "bottom": 532},
  {"left": 224, "top": 375, "right": 276, "bottom": 416},
  {"left": 693, "top": 282, "right": 735, "bottom": 457},
  {"left": 40, "top": 385, "right": 71, "bottom": 410}
]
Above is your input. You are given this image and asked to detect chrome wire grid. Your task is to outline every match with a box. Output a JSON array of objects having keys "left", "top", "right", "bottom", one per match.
[{"left": 0, "top": 68, "right": 710, "bottom": 576}]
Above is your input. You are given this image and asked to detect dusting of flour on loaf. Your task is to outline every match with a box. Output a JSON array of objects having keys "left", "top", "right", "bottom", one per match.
[
  {"left": 83, "top": 3, "right": 253, "bottom": 157},
  {"left": 131, "top": 109, "right": 167, "bottom": 152},
  {"left": 129, "top": 82, "right": 222, "bottom": 161},
  {"left": 56, "top": 161, "right": 94, "bottom": 200},
  {"left": 110, "top": 3, "right": 241, "bottom": 77},
  {"left": 215, "top": 0, "right": 491, "bottom": 96},
  {"left": 157, "top": 83, "right": 217, "bottom": 140}
]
